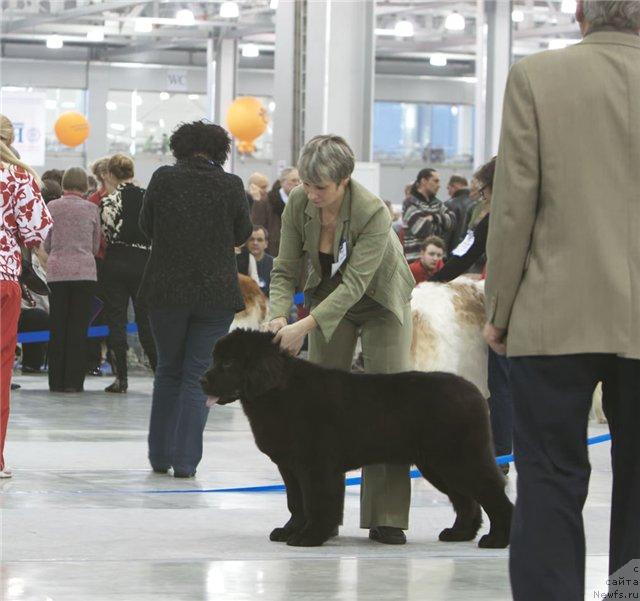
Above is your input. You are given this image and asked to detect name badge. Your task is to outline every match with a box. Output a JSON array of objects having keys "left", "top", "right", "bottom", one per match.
[
  {"left": 452, "top": 230, "right": 475, "bottom": 257},
  {"left": 331, "top": 239, "right": 348, "bottom": 278}
]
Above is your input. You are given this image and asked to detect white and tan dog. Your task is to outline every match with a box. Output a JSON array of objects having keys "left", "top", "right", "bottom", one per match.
[
  {"left": 410, "top": 278, "right": 605, "bottom": 422},
  {"left": 231, "top": 274, "right": 269, "bottom": 331}
]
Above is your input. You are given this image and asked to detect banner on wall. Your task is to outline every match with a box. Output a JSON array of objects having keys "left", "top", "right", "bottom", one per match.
[{"left": 1, "top": 92, "right": 46, "bottom": 166}]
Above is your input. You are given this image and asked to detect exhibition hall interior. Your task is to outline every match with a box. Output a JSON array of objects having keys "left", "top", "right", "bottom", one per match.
[{"left": 0, "top": 0, "right": 623, "bottom": 600}]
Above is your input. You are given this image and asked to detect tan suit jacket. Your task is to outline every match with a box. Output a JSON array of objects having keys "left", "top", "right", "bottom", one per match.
[
  {"left": 486, "top": 31, "right": 640, "bottom": 359},
  {"left": 270, "top": 179, "right": 414, "bottom": 342}
]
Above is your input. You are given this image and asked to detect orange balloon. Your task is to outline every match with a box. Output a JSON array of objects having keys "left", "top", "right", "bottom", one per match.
[
  {"left": 236, "top": 140, "right": 256, "bottom": 154},
  {"left": 54, "top": 111, "right": 90, "bottom": 148},
  {"left": 226, "top": 97, "right": 268, "bottom": 153}
]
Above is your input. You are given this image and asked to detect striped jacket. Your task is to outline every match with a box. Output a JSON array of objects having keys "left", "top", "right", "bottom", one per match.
[{"left": 402, "top": 192, "right": 455, "bottom": 262}]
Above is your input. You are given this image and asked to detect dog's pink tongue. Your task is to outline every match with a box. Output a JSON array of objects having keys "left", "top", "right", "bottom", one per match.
[{"left": 206, "top": 396, "right": 220, "bottom": 407}]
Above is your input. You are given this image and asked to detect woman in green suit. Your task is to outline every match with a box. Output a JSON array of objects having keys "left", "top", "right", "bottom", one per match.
[{"left": 267, "top": 135, "right": 415, "bottom": 544}]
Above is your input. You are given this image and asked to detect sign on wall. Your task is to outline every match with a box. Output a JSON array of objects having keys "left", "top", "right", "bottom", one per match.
[
  {"left": 166, "top": 69, "right": 188, "bottom": 92},
  {"left": 1, "top": 92, "right": 46, "bottom": 166}
]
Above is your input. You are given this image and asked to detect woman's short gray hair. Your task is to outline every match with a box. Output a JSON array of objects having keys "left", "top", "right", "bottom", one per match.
[
  {"left": 583, "top": 1, "right": 640, "bottom": 31},
  {"left": 297, "top": 135, "right": 355, "bottom": 186},
  {"left": 61, "top": 166, "right": 88, "bottom": 193}
]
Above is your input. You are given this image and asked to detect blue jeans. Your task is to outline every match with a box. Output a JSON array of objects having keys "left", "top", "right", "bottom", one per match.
[
  {"left": 487, "top": 347, "right": 513, "bottom": 456},
  {"left": 147, "top": 306, "right": 234, "bottom": 474}
]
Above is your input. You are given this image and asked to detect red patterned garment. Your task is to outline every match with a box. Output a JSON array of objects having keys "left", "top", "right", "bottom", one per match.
[{"left": 0, "top": 164, "right": 53, "bottom": 282}]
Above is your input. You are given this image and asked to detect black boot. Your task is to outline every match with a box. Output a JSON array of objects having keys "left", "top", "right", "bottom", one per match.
[{"left": 105, "top": 349, "right": 128, "bottom": 393}]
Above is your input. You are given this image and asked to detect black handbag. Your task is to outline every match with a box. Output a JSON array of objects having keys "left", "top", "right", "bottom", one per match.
[{"left": 20, "top": 253, "right": 50, "bottom": 296}]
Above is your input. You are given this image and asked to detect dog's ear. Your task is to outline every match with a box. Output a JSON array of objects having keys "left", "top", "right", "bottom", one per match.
[{"left": 242, "top": 350, "right": 285, "bottom": 398}]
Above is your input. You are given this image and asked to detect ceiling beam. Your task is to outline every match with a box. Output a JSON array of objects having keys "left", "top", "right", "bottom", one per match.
[{"left": 1, "top": 1, "right": 154, "bottom": 35}]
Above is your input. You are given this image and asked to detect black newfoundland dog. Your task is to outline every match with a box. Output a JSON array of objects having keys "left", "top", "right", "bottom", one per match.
[{"left": 202, "top": 329, "right": 513, "bottom": 548}]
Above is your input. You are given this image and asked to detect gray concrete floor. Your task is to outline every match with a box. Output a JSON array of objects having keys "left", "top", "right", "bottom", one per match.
[{"left": 1, "top": 373, "right": 613, "bottom": 600}]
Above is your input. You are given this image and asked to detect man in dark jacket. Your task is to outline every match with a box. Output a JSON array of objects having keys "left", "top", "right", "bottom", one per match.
[
  {"left": 444, "top": 175, "right": 475, "bottom": 251},
  {"left": 251, "top": 167, "right": 300, "bottom": 257}
]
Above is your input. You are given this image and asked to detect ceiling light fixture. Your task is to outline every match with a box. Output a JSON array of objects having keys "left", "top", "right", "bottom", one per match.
[
  {"left": 511, "top": 9, "right": 525, "bottom": 23},
  {"left": 87, "top": 29, "right": 105, "bottom": 42},
  {"left": 444, "top": 12, "right": 466, "bottom": 31},
  {"left": 241, "top": 44, "right": 260, "bottom": 58},
  {"left": 394, "top": 20, "right": 414, "bottom": 37},
  {"left": 105, "top": 101, "right": 117, "bottom": 111},
  {"left": 188, "top": 94, "right": 200, "bottom": 100},
  {"left": 220, "top": 1, "right": 240, "bottom": 18},
  {"left": 175, "top": 9, "right": 196, "bottom": 26},
  {"left": 430, "top": 53, "right": 448, "bottom": 67},
  {"left": 270, "top": 0, "right": 279, "bottom": 9},
  {"left": 134, "top": 19, "right": 153, "bottom": 33},
  {"left": 159, "top": 92, "right": 170, "bottom": 101},
  {"left": 46, "top": 35, "right": 64, "bottom": 49},
  {"left": 110, "top": 123, "right": 126, "bottom": 132},
  {"left": 561, "top": 0, "right": 577, "bottom": 14}
]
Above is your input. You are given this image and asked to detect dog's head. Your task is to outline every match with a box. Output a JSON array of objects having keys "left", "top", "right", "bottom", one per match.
[{"left": 201, "top": 329, "right": 286, "bottom": 405}]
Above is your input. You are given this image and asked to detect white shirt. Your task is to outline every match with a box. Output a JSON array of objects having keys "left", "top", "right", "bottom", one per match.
[{"left": 279, "top": 188, "right": 289, "bottom": 205}]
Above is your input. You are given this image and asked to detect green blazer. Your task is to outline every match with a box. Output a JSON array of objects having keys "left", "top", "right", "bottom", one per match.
[{"left": 269, "top": 179, "right": 414, "bottom": 342}]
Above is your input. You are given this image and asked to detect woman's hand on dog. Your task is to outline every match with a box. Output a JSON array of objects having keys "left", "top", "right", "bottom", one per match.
[
  {"left": 264, "top": 317, "right": 288, "bottom": 334},
  {"left": 273, "top": 316, "right": 317, "bottom": 356}
]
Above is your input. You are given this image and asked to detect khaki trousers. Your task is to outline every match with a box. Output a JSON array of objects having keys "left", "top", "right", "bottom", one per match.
[{"left": 308, "top": 298, "right": 413, "bottom": 529}]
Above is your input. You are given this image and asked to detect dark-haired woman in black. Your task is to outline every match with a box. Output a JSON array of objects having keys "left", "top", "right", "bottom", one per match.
[
  {"left": 100, "top": 153, "right": 157, "bottom": 393},
  {"left": 139, "top": 120, "right": 252, "bottom": 478}
]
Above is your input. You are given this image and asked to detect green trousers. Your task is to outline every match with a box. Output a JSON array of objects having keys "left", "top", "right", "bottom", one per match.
[{"left": 308, "top": 292, "right": 413, "bottom": 530}]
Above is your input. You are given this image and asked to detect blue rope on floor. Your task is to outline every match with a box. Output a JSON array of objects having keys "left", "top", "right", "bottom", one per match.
[
  {"left": 17, "top": 293, "right": 307, "bottom": 344},
  {"left": 142, "top": 433, "right": 612, "bottom": 495}
]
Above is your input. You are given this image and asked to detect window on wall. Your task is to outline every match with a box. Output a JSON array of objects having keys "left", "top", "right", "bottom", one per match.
[
  {"left": 373, "top": 101, "right": 474, "bottom": 166},
  {"left": 106, "top": 90, "right": 206, "bottom": 156},
  {"left": 0, "top": 86, "right": 87, "bottom": 155},
  {"left": 106, "top": 91, "right": 274, "bottom": 160}
]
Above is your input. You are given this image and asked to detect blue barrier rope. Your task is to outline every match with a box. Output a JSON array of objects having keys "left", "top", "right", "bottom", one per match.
[
  {"left": 18, "top": 294, "right": 307, "bottom": 344},
  {"left": 17, "top": 322, "right": 139, "bottom": 344},
  {"left": 142, "top": 433, "right": 612, "bottom": 495}
]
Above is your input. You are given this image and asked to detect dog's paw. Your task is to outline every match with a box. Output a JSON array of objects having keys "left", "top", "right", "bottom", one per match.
[
  {"left": 438, "top": 527, "right": 477, "bottom": 542},
  {"left": 478, "top": 533, "right": 509, "bottom": 549},
  {"left": 269, "top": 527, "right": 295, "bottom": 542}
]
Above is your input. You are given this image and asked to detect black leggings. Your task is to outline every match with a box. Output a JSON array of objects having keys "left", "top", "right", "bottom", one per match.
[{"left": 100, "top": 246, "right": 157, "bottom": 368}]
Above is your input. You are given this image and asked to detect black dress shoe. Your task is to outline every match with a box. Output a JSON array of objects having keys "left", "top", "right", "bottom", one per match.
[
  {"left": 173, "top": 469, "right": 196, "bottom": 478},
  {"left": 369, "top": 526, "right": 407, "bottom": 545},
  {"left": 21, "top": 366, "right": 42, "bottom": 374},
  {"left": 10, "top": 383, "right": 21, "bottom": 390},
  {"left": 63, "top": 387, "right": 83, "bottom": 393},
  {"left": 87, "top": 367, "right": 103, "bottom": 377},
  {"left": 152, "top": 466, "right": 170, "bottom": 474}
]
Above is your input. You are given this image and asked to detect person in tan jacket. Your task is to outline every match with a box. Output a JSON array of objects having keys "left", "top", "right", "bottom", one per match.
[
  {"left": 267, "top": 135, "right": 415, "bottom": 545},
  {"left": 483, "top": 2, "right": 640, "bottom": 599}
]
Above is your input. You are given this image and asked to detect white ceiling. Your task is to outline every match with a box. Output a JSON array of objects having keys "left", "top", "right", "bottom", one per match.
[{"left": 0, "top": 0, "right": 582, "bottom": 75}]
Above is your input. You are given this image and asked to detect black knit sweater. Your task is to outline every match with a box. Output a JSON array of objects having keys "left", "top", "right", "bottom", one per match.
[{"left": 138, "top": 157, "right": 252, "bottom": 310}]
